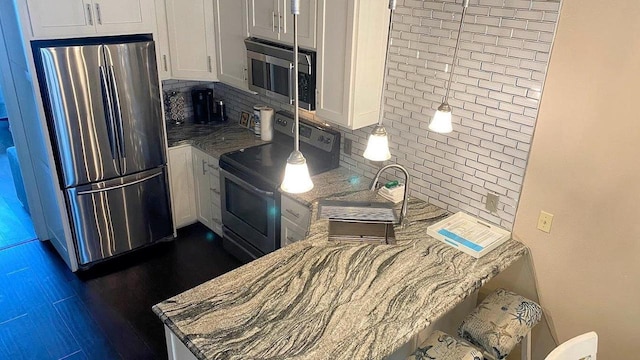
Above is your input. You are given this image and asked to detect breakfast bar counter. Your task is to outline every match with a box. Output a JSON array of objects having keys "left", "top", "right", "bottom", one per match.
[{"left": 153, "top": 190, "right": 528, "bottom": 360}]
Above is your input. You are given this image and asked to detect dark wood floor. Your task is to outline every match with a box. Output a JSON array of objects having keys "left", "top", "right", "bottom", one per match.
[{"left": 0, "top": 224, "right": 242, "bottom": 359}]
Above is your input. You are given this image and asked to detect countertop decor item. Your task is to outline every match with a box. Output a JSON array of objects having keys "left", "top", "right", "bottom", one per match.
[
  {"left": 281, "top": 0, "right": 314, "bottom": 194},
  {"left": 165, "top": 90, "right": 186, "bottom": 125},
  {"left": 429, "top": 0, "right": 470, "bottom": 134},
  {"left": 239, "top": 111, "right": 251, "bottom": 128},
  {"left": 362, "top": 0, "right": 396, "bottom": 162}
]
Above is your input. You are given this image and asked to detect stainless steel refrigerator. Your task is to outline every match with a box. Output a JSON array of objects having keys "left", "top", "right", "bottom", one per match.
[{"left": 36, "top": 39, "right": 173, "bottom": 267}]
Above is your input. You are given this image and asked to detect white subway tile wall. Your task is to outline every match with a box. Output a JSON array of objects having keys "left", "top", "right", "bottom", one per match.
[
  {"left": 161, "top": 80, "right": 214, "bottom": 121},
  {"left": 167, "top": 0, "right": 561, "bottom": 230}
]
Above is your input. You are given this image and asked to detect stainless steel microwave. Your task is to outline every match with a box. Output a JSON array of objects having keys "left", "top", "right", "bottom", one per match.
[{"left": 245, "top": 38, "right": 316, "bottom": 110}]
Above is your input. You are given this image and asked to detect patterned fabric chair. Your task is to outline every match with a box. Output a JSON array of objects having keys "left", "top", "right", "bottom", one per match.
[
  {"left": 458, "top": 289, "right": 542, "bottom": 360},
  {"left": 408, "top": 330, "right": 483, "bottom": 360}
]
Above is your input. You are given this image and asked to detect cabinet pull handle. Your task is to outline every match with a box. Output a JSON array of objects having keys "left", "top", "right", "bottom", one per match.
[
  {"left": 278, "top": 13, "right": 283, "bottom": 34},
  {"left": 202, "top": 159, "right": 207, "bottom": 175},
  {"left": 95, "top": 3, "right": 102, "bottom": 25},
  {"left": 210, "top": 188, "right": 220, "bottom": 195},
  {"left": 287, "top": 236, "right": 295, "bottom": 242},
  {"left": 285, "top": 209, "right": 300, "bottom": 218},
  {"left": 163, "top": 55, "right": 168, "bottom": 71},
  {"left": 207, "top": 56, "right": 212, "bottom": 72},
  {"left": 86, "top": 4, "right": 93, "bottom": 25},
  {"left": 207, "top": 163, "right": 219, "bottom": 170},
  {"left": 272, "top": 11, "right": 276, "bottom": 32}
]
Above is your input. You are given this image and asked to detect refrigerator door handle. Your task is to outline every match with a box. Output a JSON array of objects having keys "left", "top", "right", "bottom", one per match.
[
  {"left": 99, "top": 65, "right": 119, "bottom": 162},
  {"left": 107, "top": 65, "right": 126, "bottom": 166},
  {"left": 77, "top": 170, "right": 163, "bottom": 195}
]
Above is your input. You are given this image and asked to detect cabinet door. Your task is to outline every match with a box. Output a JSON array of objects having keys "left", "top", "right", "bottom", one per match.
[
  {"left": 168, "top": 146, "right": 196, "bottom": 229},
  {"left": 281, "top": 0, "right": 316, "bottom": 49},
  {"left": 165, "top": 0, "right": 218, "bottom": 80},
  {"left": 192, "top": 149, "right": 213, "bottom": 229},
  {"left": 26, "top": 0, "right": 96, "bottom": 38},
  {"left": 214, "top": 0, "right": 251, "bottom": 90},
  {"left": 208, "top": 160, "right": 223, "bottom": 236},
  {"left": 92, "top": 0, "right": 155, "bottom": 34},
  {"left": 247, "top": 0, "right": 279, "bottom": 42},
  {"left": 154, "top": 0, "right": 172, "bottom": 79}
]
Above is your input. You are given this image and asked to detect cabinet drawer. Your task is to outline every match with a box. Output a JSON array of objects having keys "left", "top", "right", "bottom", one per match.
[
  {"left": 281, "top": 195, "right": 311, "bottom": 229},
  {"left": 281, "top": 216, "right": 307, "bottom": 247}
]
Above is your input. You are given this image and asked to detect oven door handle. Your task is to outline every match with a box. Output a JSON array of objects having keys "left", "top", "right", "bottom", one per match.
[{"left": 221, "top": 169, "right": 274, "bottom": 197}]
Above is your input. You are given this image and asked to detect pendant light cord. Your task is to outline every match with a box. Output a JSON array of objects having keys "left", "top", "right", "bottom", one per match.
[
  {"left": 293, "top": 11, "right": 300, "bottom": 152},
  {"left": 443, "top": 0, "right": 469, "bottom": 104},
  {"left": 377, "top": 1, "right": 396, "bottom": 127}
]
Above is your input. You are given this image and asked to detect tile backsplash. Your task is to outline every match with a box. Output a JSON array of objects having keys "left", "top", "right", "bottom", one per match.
[{"left": 164, "top": 0, "right": 561, "bottom": 230}]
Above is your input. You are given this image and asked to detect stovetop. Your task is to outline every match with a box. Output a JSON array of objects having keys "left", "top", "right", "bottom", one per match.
[{"left": 219, "top": 111, "right": 341, "bottom": 191}]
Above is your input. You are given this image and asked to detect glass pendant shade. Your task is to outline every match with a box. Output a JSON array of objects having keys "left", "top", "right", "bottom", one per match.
[
  {"left": 429, "top": 103, "right": 453, "bottom": 134},
  {"left": 281, "top": 150, "right": 314, "bottom": 194},
  {"left": 363, "top": 125, "right": 391, "bottom": 161}
]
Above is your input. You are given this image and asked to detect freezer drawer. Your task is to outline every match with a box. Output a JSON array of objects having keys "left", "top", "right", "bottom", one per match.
[{"left": 67, "top": 167, "right": 173, "bottom": 265}]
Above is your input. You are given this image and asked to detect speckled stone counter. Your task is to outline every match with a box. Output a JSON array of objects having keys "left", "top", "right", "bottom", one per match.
[
  {"left": 166, "top": 121, "right": 266, "bottom": 158},
  {"left": 153, "top": 189, "right": 528, "bottom": 360},
  {"left": 284, "top": 167, "right": 372, "bottom": 207}
]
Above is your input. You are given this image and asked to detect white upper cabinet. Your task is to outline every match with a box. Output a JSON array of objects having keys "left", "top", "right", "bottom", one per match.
[
  {"left": 213, "top": 0, "right": 251, "bottom": 91},
  {"left": 165, "top": 0, "right": 217, "bottom": 81},
  {"left": 154, "top": 0, "right": 172, "bottom": 79},
  {"left": 247, "top": 0, "right": 316, "bottom": 49},
  {"left": 25, "top": 0, "right": 155, "bottom": 39},
  {"left": 281, "top": 0, "right": 316, "bottom": 49},
  {"left": 316, "top": 0, "right": 389, "bottom": 129}
]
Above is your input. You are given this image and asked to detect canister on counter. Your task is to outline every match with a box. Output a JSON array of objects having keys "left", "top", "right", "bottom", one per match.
[{"left": 253, "top": 105, "right": 268, "bottom": 137}]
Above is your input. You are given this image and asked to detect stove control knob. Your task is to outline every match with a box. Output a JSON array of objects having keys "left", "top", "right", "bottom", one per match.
[
  {"left": 282, "top": 120, "right": 288, "bottom": 126},
  {"left": 317, "top": 135, "right": 325, "bottom": 143},
  {"left": 324, "top": 138, "right": 331, "bottom": 144}
]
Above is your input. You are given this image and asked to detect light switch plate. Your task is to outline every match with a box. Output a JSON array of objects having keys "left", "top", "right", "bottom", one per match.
[{"left": 537, "top": 211, "right": 554, "bottom": 233}]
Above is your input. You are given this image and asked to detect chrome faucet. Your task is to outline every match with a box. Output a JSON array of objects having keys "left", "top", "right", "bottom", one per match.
[{"left": 370, "top": 164, "right": 410, "bottom": 228}]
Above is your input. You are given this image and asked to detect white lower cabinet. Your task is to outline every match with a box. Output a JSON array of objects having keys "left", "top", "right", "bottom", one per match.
[
  {"left": 167, "top": 145, "right": 196, "bottom": 229},
  {"left": 192, "top": 147, "right": 222, "bottom": 235},
  {"left": 280, "top": 195, "right": 311, "bottom": 247},
  {"left": 165, "top": 326, "right": 198, "bottom": 360}
]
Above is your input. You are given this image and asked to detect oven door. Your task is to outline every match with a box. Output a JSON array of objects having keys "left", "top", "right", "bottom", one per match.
[{"left": 220, "top": 169, "right": 278, "bottom": 254}]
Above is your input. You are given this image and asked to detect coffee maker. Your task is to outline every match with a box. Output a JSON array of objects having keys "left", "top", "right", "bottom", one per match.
[
  {"left": 191, "top": 89, "right": 227, "bottom": 123},
  {"left": 191, "top": 89, "right": 214, "bottom": 123}
]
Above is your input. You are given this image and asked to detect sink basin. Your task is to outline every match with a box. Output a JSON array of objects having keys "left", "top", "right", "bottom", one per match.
[{"left": 327, "top": 220, "right": 396, "bottom": 245}]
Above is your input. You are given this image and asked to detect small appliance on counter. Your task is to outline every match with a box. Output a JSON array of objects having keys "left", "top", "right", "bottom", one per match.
[
  {"left": 164, "top": 91, "right": 187, "bottom": 125},
  {"left": 213, "top": 98, "right": 227, "bottom": 122},
  {"left": 191, "top": 88, "right": 215, "bottom": 123},
  {"left": 191, "top": 89, "right": 227, "bottom": 123}
]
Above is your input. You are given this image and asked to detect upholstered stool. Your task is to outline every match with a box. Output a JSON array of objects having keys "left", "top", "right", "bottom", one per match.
[
  {"left": 458, "top": 289, "right": 542, "bottom": 360},
  {"left": 408, "top": 330, "right": 483, "bottom": 360}
]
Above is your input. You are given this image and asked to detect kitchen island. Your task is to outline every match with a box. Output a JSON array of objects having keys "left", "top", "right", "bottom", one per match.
[{"left": 153, "top": 188, "right": 528, "bottom": 360}]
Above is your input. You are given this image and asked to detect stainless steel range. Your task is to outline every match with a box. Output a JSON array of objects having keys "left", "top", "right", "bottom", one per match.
[{"left": 219, "top": 111, "right": 340, "bottom": 262}]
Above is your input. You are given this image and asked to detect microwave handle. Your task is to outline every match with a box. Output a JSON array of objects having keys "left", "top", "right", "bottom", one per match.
[{"left": 288, "top": 63, "right": 294, "bottom": 105}]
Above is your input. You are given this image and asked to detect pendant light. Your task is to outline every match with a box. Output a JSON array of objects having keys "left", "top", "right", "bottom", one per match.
[
  {"left": 363, "top": 0, "right": 397, "bottom": 162},
  {"left": 281, "top": 0, "right": 314, "bottom": 194},
  {"left": 429, "top": 0, "right": 469, "bottom": 134}
]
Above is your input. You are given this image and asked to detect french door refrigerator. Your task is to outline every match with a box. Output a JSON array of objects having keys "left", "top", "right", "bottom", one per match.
[{"left": 36, "top": 38, "right": 173, "bottom": 267}]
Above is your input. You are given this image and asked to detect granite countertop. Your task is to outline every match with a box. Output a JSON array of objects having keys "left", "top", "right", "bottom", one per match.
[
  {"left": 284, "top": 167, "right": 372, "bottom": 207},
  {"left": 166, "top": 121, "right": 267, "bottom": 159},
  {"left": 153, "top": 189, "right": 528, "bottom": 360}
]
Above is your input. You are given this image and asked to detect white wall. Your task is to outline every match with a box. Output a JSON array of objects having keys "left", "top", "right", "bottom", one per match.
[{"left": 512, "top": 0, "right": 640, "bottom": 357}]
